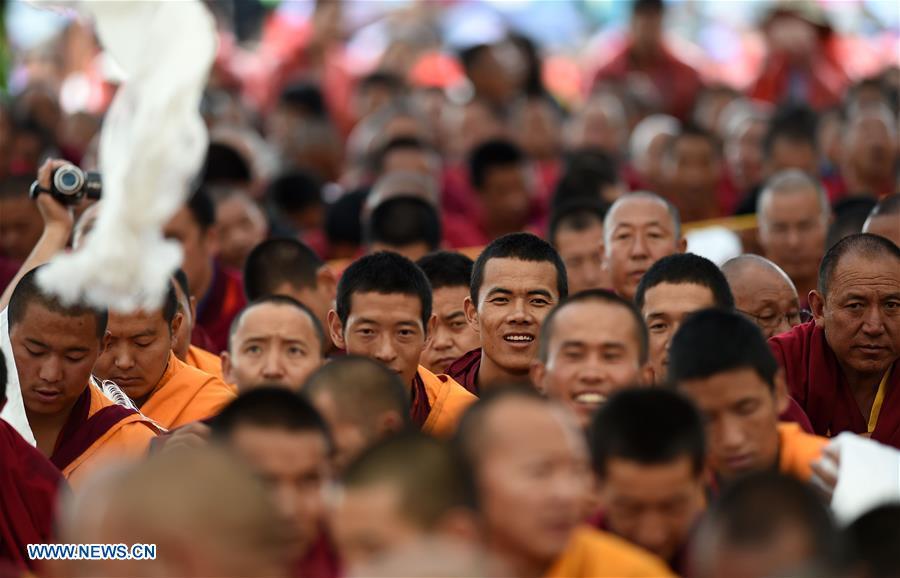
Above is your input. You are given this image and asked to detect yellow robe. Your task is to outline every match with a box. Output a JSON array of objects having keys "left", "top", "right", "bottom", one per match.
[
  {"left": 418, "top": 365, "right": 477, "bottom": 438},
  {"left": 546, "top": 526, "right": 676, "bottom": 578}
]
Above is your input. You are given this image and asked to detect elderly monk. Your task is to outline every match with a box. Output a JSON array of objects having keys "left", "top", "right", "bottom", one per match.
[
  {"left": 330, "top": 432, "right": 480, "bottom": 571},
  {"left": 448, "top": 233, "right": 568, "bottom": 394},
  {"left": 770, "top": 234, "right": 900, "bottom": 448},
  {"left": 670, "top": 310, "right": 828, "bottom": 484},
  {"left": 171, "top": 269, "right": 226, "bottom": 381},
  {"left": 0, "top": 351, "right": 66, "bottom": 573},
  {"left": 602, "top": 192, "right": 686, "bottom": 302},
  {"left": 7, "top": 267, "right": 157, "bottom": 488},
  {"left": 453, "top": 387, "right": 673, "bottom": 577},
  {"left": 211, "top": 388, "right": 338, "bottom": 578},
  {"left": 304, "top": 356, "right": 408, "bottom": 472},
  {"left": 329, "top": 252, "right": 475, "bottom": 437},
  {"left": 723, "top": 255, "right": 805, "bottom": 339},
  {"left": 93, "top": 281, "right": 236, "bottom": 430},
  {"left": 56, "top": 446, "right": 290, "bottom": 578},
  {"left": 224, "top": 296, "right": 326, "bottom": 392},
  {"left": 530, "top": 290, "right": 651, "bottom": 428},
  {"left": 862, "top": 194, "right": 900, "bottom": 248},
  {"left": 757, "top": 170, "right": 830, "bottom": 308}
]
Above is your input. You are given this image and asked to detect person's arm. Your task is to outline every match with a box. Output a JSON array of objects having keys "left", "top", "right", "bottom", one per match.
[{"left": 0, "top": 159, "right": 76, "bottom": 309}]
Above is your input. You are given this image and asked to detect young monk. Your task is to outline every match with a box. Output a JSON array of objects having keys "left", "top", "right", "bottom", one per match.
[
  {"left": 211, "top": 388, "right": 338, "bottom": 578},
  {"left": 0, "top": 350, "right": 65, "bottom": 573},
  {"left": 589, "top": 389, "right": 707, "bottom": 575},
  {"left": 722, "top": 254, "right": 805, "bottom": 339},
  {"left": 453, "top": 386, "right": 674, "bottom": 578},
  {"left": 92, "top": 281, "right": 236, "bottom": 430},
  {"left": 448, "top": 233, "right": 568, "bottom": 394},
  {"left": 304, "top": 356, "right": 409, "bottom": 472},
  {"left": 770, "top": 234, "right": 900, "bottom": 448},
  {"left": 669, "top": 309, "right": 828, "bottom": 484},
  {"left": 223, "top": 296, "right": 326, "bottom": 392},
  {"left": 530, "top": 290, "right": 652, "bottom": 428},
  {"left": 7, "top": 267, "right": 158, "bottom": 488},
  {"left": 171, "top": 269, "right": 225, "bottom": 380},
  {"left": 328, "top": 252, "right": 476, "bottom": 437}
]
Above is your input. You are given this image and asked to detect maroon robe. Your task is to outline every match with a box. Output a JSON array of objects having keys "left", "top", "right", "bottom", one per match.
[
  {"left": 0, "top": 419, "right": 66, "bottom": 572},
  {"left": 409, "top": 372, "right": 432, "bottom": 429},
  {"left": 770, "top": 321, "right": 900, "bottom": 449},
  {"left": 292, "top": 529, "right": 341, "bottom": 578},
  {"left": 446, "top": 348, "right": 482, "bottom": 396},
  {"left": 194, "top": 262, "right": 247, "bottom": 354}
]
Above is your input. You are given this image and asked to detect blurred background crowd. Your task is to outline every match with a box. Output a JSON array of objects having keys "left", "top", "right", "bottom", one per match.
[{"left": 1, "top": 0, "right": 898, "bottom": 290}]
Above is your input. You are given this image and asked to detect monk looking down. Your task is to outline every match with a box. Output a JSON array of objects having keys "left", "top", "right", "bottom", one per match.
[
  {"left": 328, "top": 252, "right": 475, "bottom": 437},
  {"left": 171, "top": 268, "right": 226, "bottom": 381},
  {"left": 722, "top": 254, "right": 806, "bottom": 340},
  {"left": 7, "top": 267, "right": 158, "bottom": 488},
  {"left": 92, "top": 281, "right": 236, "bottom": 430},
  {"left": 448, "top": 233, "right": 568, "bottom": 394}
]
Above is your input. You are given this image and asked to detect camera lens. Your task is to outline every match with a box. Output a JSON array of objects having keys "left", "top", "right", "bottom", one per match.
[{"left": 60, "top": 172, "right": 78, "bottom": 188}]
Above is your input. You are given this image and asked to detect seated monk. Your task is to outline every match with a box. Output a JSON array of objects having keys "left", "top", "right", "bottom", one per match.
[
  {"left": 56, "top": 446, "right": 290, "bottom": 578},
  {"left": 304, "top": 356, "right": 408, "bottom": 472},
  {"left": 171, "top": 268, "right": 226, "bottom": 381},
  {"left": 328, "top": 252, "right": 475, "bottom": 437},
  {"left": 722, "top": 254, "right": 806, "bottom": 339},
  {"left": 0, "top": 351, "right": 66, "bottom": 573},
  {"left": 7, "top": 267, "right": 158, "bottom": 488},
  {"left": 637, "top": 253, "right": 813, "bottom": 431},
  {"left": 588, "top": 389, "right": 707, "bottom": 575},
  {"left": 453, "top": 386, "right": 674, "bottom": 578},
  {"left": 770, "top": 234, "right": 900, "bottom": 448},
  {"left": 223, "top": 296, "right": 326, "bottom": 392},
  {"left": 447, "top": 233, "right": 568, "bottom": 394},
  {"left": 669, "top": 309, "right": 829, "bottom": 484},
  {"left": 210, "top": 388, "right": 338, "bottom": 578},
  {"left": 530, "top": 290, "right": 652, "bottom": 429},
  {"left": 330, "top": 432, "right": 480, "bottom": 572},
  {"left": 92, "top": 281, "right": 236, "bottom": 430}
]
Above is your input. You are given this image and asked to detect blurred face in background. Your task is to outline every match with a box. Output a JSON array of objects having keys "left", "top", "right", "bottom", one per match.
[
  {"left": 726, "top": 118, "right": 767, "bottom": 191},
  {"left": 664, "top": 135, "right": 721, "bottom": 205},
  {"left": 553, "top": 220, "right": 608, "bottom": 294},
  {"left": 0, "top": 193, "right": 42, "bottom": 261},
  {"left": 758, "top": 187, "right": 828, "bottom": 290},
  {"left": 215, "top": 193, "right": 267, "bottom": 271}
]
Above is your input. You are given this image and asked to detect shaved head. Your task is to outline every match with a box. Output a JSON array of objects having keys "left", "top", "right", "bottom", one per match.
[
  {"left": 818, "top": 233, "right": 900, "bottom": 296},
  {"left": 723, "top": 255, "right": 802, "bottom": 338},
  {"left": 863, "top": 195, "right": 900, "bottom": 248}
]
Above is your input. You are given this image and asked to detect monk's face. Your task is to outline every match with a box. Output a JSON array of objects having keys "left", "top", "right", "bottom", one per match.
[
  {"left": 330, "top": 482, "right": 423, "bottom": 570},
  {"left": 758, "top": 188, "right": 827, "bottom": 287},
  {"left": 465, "top": 258, "right": 560, "bottom": 376},
  {"left": 678, "top": 367, "right": 784, "bottom": 481},
  {"left": 330, "top": 292, "right": 431, "bottom": 388},
  {"left": 164, "top": 206, "right": 216, "bottom": 300},
  {"left": 812, "top": 255, "right": 900, "bottom": 378},
  {"left": 598, "top": 455, "right": 706, "bottom": 564},
  {"left": 215, "top": 194, "right": 267, "bottom": 271},
  {"left": 531, "top": 301, "right": 647, "bottom": 428},
  {"left": 10, "top": 303, "right": 101, "bottom": 417},
  {"left": 223, "top": 303, "right": 324, "bottom": 391},
  {"left": 604, "top": 198, "right": 683, "bottom": 300},
  {"left": 93, "top": 309, "right": 179, "bottom": 403},
  {"left": 642, "top": 282, "right": 716, "bottom": 384},
  {"left": 730, "top": 265, "right": 803, "bottom": 339},
  {"left": 421, "top": 285, "right": 480, "bottom": 374},
  {"left": 0, "top": 195, "right": 42, "bottom": 260},
  {"left": 228, "top": 424, "right": 330, "bottom": 555},
  {"left": 554, "top": 221, "right": 609, "bottom": 295},
  {"left": 863, "top": 214, "right": 900, "bottom": 251},
  {"left": 476, "top": 399, "right": 591, "bottom": 566}
]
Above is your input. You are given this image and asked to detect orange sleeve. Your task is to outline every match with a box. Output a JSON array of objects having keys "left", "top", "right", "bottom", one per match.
[
  {"left": 64, "top": 419, "right": 157, "bottom": 490},
  {"left": 167, "top": 375, "right": 236, "bottom": 430},
  {"left": 419, "top": 368, "right": 477, "bottom": 438},
  {"left": 778, "top": 423, "right": 829, "bottom": 482}
]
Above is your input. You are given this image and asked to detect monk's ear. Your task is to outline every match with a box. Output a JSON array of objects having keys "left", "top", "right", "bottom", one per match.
[
  {"left": 221, "top": 351, "right": 235, "bottom": 383},
  {"left": 188, "top": 295, "right": 198, "bottom": 323},
  {"left": 677, "top": 236, "right": 688, "bottom": 253},
  {"left": 773, "top": 368, "right": 790, "bottom": 414},
  {"left": 327, "top": 309, "right": 346, "bottom": 350},
  {"left": 529, "top": 360, "right": 547, "bottom": 395},
  {"left": 436, "top": 508, "right": 481, "bottom": 543},
  {"left": 463, "top": 296, "right": 479, "bottom": 334},
  {"left": 376, "top": 410, "right": 405, "bottom": 437},
  {"left": 808, "top": 290, "right": 826, "bottom": 327},
  {"left": 424, "top": 313, "right": 437, "bottom": 347},
  {"left": 639, "top": 363, "right": 654, "bottom": 387},
  {"left": 170, "top": 311, "right": 184, "bottom": 339},
  {"left": 316, "top": 265, "right": 337, "bottom": 301}
]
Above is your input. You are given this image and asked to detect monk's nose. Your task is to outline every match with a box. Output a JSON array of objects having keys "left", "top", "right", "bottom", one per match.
[
  {"left": 861, "top": 307, "right": 886, "bottom": 336},
  {"left": 39, "top": 356, "right": 63, "bottom": 383},
  {"left": 373, "top": 336, "right": 398, "bottom": 363}
]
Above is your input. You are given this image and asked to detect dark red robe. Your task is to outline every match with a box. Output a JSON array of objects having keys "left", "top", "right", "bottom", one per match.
[
  {"left": 770, "top": 321, "right": 900, "bottom": 449},
  {"left": 194, "top": 261, "right": 247, "bottom": 354},
  {"left": 292, "top": 529, "right": 341, "bottom": 578},
  {"left": 446, "top": 348, "right": 482, "bottom": 396},
  {"left": 0, "top": 419, "right": 66, "bottom": 572}
]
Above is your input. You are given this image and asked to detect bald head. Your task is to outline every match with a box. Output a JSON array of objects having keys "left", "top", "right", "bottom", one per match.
[
  {"left": 723, "top": 255, "right": 802, "bottom": 338},
  {"left": 863, "top": 195, "right": 900, "bottom": 248},
  {"left": 818, "top": 233, "right": 900, "bottom": 296},
  {"left": 757, "top": 170, "right": 829, "bottom": 225},
  {"left": 59, "top": 447, "right": 289, "bottom": 578}
]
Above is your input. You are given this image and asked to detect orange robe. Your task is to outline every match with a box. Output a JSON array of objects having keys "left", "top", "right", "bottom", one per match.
[
  {"left": 53, "top": 381, "right": 159, "bottom": 490},
  {"left": 777, "top": 423, "right": 829, "bottom": 482},
  {"left": 415, "top": 366, "right": 477, "bottom": 438},
  {"left": 140, "top": 352, "right": 236, "bottom": 430},
  {"left": 184, "top": 345, "right": 235, "bottom": 392},
  {"left": 545, "top": 526, "right": 675, "bottom": 577}
]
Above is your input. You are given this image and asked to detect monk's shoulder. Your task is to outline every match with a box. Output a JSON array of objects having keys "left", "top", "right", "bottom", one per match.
[
  {"left": 559, "top": 526, "right": 675, "bottom": 578},
  {"left": 168, "top": 360, "right": 236, "bottom": 427}
]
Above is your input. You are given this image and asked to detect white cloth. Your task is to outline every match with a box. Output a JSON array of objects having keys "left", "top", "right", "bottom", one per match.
[
  {"left": 818, "top": 433, "right": 900, "bottom": 524},
  {"left": 0, "top": 308, "right": 36, "bottom": 445},
  {"left": 35, "top": 0, "right": 216, "bottom": 313}
]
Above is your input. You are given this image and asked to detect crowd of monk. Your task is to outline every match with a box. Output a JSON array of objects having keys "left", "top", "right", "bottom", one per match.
[{"left": 2, "top": 0, "right": 900, "bottom": 576}]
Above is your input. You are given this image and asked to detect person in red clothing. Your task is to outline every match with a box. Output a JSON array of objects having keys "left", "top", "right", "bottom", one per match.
[
  {"left": 591, "top": 0, "right": 702, "bottom": 122},
  {"left": 770, "top": 234, "right": 900, "bottom": 448},
  {"left": 164, "top": 188, "right": 246, "bottom": 353}
]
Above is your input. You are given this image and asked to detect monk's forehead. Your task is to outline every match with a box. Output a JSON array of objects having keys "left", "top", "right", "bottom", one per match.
[
  {"left": 609, "top": 197, "right": 673, "bottom": 227},
  {"left": 16, "top": 300, "right": 98, "bottom": 337},
  {"left": 479, "top": 398, "right": 572, "bottom": 455},
  {"left": 238, "top": 303, "right": 315, "bottom": 333},
  {"left": 831, "top": 250, "right": 900, "bottom": 285}
]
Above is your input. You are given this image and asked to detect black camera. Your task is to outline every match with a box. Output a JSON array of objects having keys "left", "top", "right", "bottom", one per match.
[{"left": 29, "top": 166, "right": 102, "bottom": 206}]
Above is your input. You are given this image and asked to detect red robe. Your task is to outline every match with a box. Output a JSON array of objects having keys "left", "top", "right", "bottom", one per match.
[
  {"left": 446, "top": 347, "right": 482, "bottom": 396},
  {"left": 0, "top": 419, "right": 65, "bottom": 572},
  {"left": 770, "top": 321, "right": 900, "bottom": 448},
  {"left": 194, "top": 262, "right": 247, "bottom": 354}
]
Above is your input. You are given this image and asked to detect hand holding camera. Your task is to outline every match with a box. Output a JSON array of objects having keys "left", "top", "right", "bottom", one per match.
[{"left": 28, "top": 159, "right": 102, "bottom": 234}]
